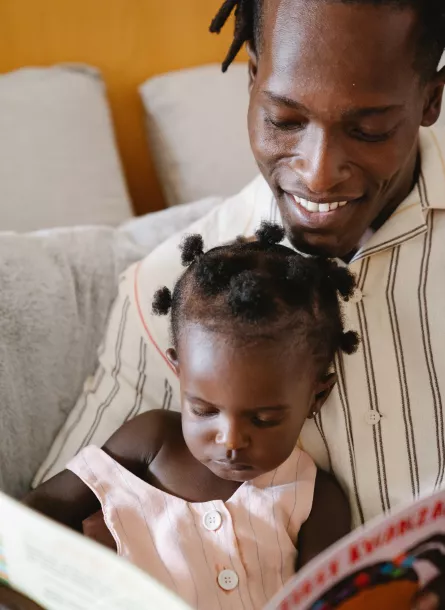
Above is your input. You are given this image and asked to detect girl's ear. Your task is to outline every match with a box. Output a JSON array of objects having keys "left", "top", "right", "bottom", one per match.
[
  {"left": 166, "top": 348, "right": 179, "bottom": 374},
  {"left": 247, "top": 41, "right": 258, "bottom": 92},
  {"left": 308, "top": 373, "right": 337, "bottom": 419}
]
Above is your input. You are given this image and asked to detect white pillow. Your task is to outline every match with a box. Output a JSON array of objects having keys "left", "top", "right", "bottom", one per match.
[
  {"left": 140, "top": 63, "right": 258, "bottom": 207},
  {"left": 0, "top": 65, "right": 133, "bottom": 231}
]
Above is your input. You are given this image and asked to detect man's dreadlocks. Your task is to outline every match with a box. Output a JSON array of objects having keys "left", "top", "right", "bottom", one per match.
[
  {"left": 210, "top": 0, "right": 259, "bottom": 73},
  {"left": 210, "top": 0, "right": 445, "bottom": 76}
]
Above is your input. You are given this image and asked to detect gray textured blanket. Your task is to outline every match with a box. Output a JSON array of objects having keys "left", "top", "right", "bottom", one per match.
[
  {"left": 0, "top": 195, "right": 219, "bottom": 498},
  {"left": 0, "top": 228, "right": 145, "bottom": 497}
]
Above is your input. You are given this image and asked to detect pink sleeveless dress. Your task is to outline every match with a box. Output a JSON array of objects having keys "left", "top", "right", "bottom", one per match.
[{"left": 67, "top": 445, "right": 316, "bottom": 610}]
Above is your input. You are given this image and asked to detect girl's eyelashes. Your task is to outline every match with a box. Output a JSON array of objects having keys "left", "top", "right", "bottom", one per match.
[
  {"left": 190, "top": 405, "right": 219, "bottom": 418},
  {"left": 187, "top": 402, "right": 286, "bottom": 426},
  {"left": 252, "top": 416, "right": 284, "bottom": 428}
]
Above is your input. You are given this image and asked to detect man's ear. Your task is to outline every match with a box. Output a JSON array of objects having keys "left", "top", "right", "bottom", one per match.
[
  {"left": 247, "top": 41, "right": 258, "bottom": 92},
  {"left": 421, "top": 67, "right": 445, "bottom": 127},
  {"left": 166, "top": 348, "right": 180, "bottom": 375},
  {"left": 308, "top": 373, "right": 337, "bottom": 419}
]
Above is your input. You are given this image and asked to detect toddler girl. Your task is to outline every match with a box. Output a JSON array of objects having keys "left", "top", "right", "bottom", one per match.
[{"left": 23, "top": 222, "right": 358, "bottom": 609}]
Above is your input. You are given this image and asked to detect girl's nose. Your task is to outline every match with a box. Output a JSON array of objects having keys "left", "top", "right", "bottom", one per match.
[
  {"left": 215, "top": 422, "right": 249, "bottom": 452},
  {"left": 226, "top": 447, "right": 238, "bottom": 460}
]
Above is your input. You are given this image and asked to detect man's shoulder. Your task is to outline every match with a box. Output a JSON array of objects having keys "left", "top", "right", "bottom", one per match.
[
  {"left": 137, "top": 175, "right": 272, "bottom": 290},
  {"left": 116, "top": 176, "right": 273, "bottom": 358}
]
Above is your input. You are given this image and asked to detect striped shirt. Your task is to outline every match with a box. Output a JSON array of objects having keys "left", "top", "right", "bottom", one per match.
[
  {"left": 67, "top": 444, "right": 316, "bottom": 610},
  {"left": 35, "top": 126, "right": 445, "bottom": 529}
]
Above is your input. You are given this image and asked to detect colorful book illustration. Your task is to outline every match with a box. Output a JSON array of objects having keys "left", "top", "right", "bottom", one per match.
[{"left": 1, "top": 489, "right": 445, "bottom": 610}]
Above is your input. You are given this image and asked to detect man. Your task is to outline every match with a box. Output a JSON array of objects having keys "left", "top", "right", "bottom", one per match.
[{"left": 11, "top": 0, "right": 445, "bottom": 608}]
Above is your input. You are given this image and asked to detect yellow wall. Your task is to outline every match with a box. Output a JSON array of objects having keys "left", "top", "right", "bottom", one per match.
[{"left": 0, "top": 0, "right": 244, "bottom": 214}]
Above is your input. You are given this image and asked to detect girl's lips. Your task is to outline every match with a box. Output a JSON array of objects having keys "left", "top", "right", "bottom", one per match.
[{"left": 214, "top": 460, "right": 252, "bottom": 471}]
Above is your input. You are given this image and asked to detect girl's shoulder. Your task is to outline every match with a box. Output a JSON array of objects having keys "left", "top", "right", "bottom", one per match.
[{"left": 102, "top": 409, "right": 182, "bottom": 478}]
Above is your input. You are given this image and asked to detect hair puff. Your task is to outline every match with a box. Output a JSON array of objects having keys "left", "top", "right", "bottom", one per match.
[
  {"left": 195, "top": 257, "right": 239, "bottom": 295},
  {"left": 255, "top": 222, "right": 285, "bottom": 247},
  {"left": 340, "top": 330, "right": 360, "bottom": 355},
  {"left": 180, "top": 234, "right": 205, "bottom": 266},
  {"left": 228, "top": 270, "right": 275, "bottom": 321},
  {"left": 286, "top": 255, "right": 313, "bottom": 287},
  {"left": 152, "top": 287, "right": 172, "bottom": 316}
]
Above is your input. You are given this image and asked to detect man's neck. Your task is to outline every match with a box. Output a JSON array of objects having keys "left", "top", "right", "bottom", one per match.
[
  {"left": 341, "top": 148, "right": 421, "bottom": 264},
  {"left": 371, "top": 150, "right": 421, "bottom": 234}
]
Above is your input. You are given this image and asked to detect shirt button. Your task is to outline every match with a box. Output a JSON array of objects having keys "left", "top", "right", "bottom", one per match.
[
  {"left": 365, "top": 410, "right": 381, "bottom": 425},
  {"left": 203, "top": 510, "right": 222, "bottom": 531},
  {"left": 218, "top": 569, "right": 239, "bottom": 591}
]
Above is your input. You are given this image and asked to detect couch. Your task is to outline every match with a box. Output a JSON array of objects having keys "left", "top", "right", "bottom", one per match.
[
  {"left": 0, "top": 197, "right": 220, "bottom": 499},
  {"left": 0, "top": 61, "right": 256, "bottom": 498}
]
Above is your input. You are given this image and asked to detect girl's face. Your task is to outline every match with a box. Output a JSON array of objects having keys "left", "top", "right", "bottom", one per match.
[{"left": 168, "top": 324, "right": 332, "bottom": 482}]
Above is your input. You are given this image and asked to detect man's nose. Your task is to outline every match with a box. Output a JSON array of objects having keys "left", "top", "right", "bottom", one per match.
[{"left": 292, "top": 128, "right": 352, "bottom": 195}]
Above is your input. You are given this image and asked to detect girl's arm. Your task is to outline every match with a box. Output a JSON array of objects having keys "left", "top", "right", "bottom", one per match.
[
  {"left": 296, "top": 468, "right": 351, "bottom": 569},
  {"left": 23, "top": 409, "right": 167, "bottom": 532},
  {"left": 1, "top": 411, "right": 167, "bottom": 610},
  {"left": 23, "top": 468, "right": 99, "bottom": 532}
]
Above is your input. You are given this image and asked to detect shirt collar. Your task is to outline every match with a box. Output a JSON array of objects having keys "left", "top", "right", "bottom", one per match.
[
  {"left": 252, "top": 126, "right": 445, "bottom": 261},
  {"left": 352, "top": 126, "right": 445, "bottom": 263},
  {"left": 418, "top": 125, "right": 445, "bottom": 211}
]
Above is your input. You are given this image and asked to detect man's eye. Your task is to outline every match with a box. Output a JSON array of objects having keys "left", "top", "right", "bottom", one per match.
[
  {"left": 266, "top": 116, "right": 305, "bottom": 131},
  {"left": 351, "top": 128, "right": 395, "bottom": 143}
]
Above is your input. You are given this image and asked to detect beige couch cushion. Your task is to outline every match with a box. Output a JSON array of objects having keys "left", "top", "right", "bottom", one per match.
[
  {"left": 140, "top": 63, "right": 258, "bottom": 207},
  {"left": 0, "top": 65, "right": 132, "bottom": 231}
]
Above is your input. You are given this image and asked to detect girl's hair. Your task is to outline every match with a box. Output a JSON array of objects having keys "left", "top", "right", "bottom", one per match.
[{"left": 152, "top": 222, "right": 359, "bottom": 372}]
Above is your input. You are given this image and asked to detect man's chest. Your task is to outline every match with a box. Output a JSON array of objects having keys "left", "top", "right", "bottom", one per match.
[{"left": 301, "top": 218, "right": 445, "bottom": 528}]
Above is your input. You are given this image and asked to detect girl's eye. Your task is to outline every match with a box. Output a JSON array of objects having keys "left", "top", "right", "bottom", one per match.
[
  {"left": 190, "top": 406, "right": 218, "bottom": 418},
  {"left": 252, "top": 416, "right": 283, "bottom": 428}
]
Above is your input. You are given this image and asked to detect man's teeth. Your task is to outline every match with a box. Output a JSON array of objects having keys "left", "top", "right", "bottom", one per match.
[{"left": 293, "top": 196, "right": 348, "bottom": 213}]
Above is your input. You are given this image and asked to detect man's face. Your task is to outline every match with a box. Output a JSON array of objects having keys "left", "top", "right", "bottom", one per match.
[{"left": 248, "top": 0, "right": 443, "bottom": 257}]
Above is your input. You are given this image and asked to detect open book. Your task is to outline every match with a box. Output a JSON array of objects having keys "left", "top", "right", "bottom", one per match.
[{"left": 1, "top": 488, "right": 445, "bottom": 610}]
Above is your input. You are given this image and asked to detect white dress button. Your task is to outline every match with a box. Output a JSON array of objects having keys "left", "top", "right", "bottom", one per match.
[
  {"left": 218, "top": 569, "right": 239, "bottom": 591},
  {"left": 203, "top": 510, "right": 222, "bottom": 531},
  {"left": 365, "top": 410, "right": 381, "bottom": 425}
]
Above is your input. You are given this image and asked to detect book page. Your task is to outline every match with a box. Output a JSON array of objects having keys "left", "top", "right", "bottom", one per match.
[
  {"left": 266, "top": 489, "right": 445, "bottom": 610},
  {"left": 0, "top": 492, "right": 190, "bottom": 610}
]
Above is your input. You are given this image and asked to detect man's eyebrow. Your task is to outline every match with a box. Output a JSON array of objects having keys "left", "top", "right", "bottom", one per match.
[
  {"left": 263, "top": 91, "right": 404, "bottom": 118},
  {"left": 264, "top": 91, "right": 310, "bottom": 112}
]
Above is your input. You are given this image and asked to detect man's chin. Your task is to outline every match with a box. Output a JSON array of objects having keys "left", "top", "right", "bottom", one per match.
[
  {"left": 277, "top": 191, "right": 373, "bottom": 258},
  {"left": 286, "top": 228, "right": 354, "bottom": 259}
]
